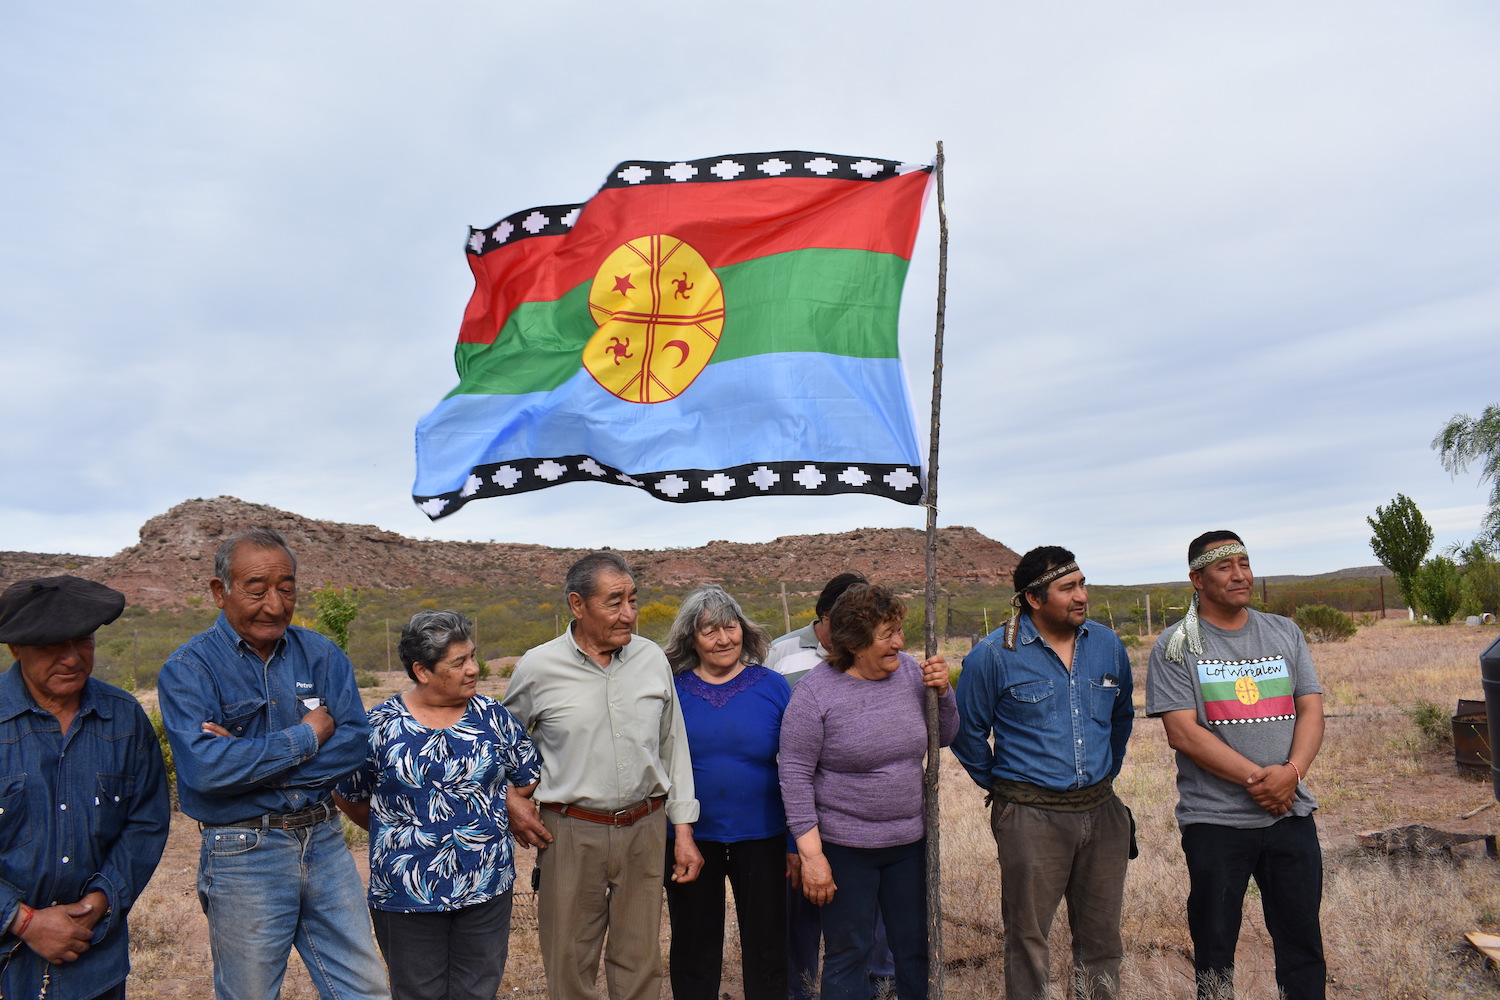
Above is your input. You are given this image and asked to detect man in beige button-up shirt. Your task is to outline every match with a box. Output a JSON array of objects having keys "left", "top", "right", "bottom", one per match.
[{"left": 504, "top": 552, "right": 701, "bottom": 1000}]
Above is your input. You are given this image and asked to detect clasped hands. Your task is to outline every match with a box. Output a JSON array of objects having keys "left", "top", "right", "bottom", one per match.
[{"left": 15, "top": 890, "right": 107, "bottom": 964}]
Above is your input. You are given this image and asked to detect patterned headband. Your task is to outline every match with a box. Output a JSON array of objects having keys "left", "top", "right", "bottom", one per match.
[
  {"left": 1003, "top": 560, "right": 1080, "bottom": 650},
  {"left": 1189, "top": 542, "right": 1247, "bottom": 572},
  {"left": 1168, "top": 543, "right": 1249, "bottom": 662}
]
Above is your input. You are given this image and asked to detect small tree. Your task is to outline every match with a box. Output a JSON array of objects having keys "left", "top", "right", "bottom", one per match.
[
  {"left": 1455, "top": 541, "right": 1500, "bottom": 618},
  {"left": 1414, "top": 556, "right": 1461, "bottom": 625},
  {"left": 313, "top": 585, "right": 360, "bottom": 653},
  {"left": 1367, "top": 494, "right": 1433, "bottom": 611}
]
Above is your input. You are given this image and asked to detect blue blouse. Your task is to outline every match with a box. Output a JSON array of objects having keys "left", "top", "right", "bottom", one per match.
[
  {"left": 675, "top": 664, "right": 790, "bottom": 843},
  {"left": 337, "top": 693, "right": 541, "bottom": 912}
]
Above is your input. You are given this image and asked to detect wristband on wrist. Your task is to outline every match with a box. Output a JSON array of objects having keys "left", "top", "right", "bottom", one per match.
[
  {"left": 13, "top": 903, "right": 34, "bottom": 938},
  {"left": 1285, "top": 759, "right": 1303, "bottom": 783}
]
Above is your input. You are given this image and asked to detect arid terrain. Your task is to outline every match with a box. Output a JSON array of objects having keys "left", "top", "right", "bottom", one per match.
[
  {"left": 5, "top": 497, "right": 1493, "bottom": 996},
  {"left": 114, "top": 620, "right": 1500, "bottom": 999},
  {"left": 0, "top": 496, "right": 1023, "bottom": 608}
]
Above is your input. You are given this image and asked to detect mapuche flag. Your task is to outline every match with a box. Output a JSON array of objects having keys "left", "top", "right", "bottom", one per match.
[
  {"left": 413, "top": 150, "right": 933, "bottom": 520},
  {"left": 1196, "top": 656, "right": 1297, "bottom": 725}
]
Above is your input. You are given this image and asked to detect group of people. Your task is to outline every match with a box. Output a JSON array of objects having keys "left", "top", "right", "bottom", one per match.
[{"left": 0, "top": 524, "right": 1325, "bottom": 1000}]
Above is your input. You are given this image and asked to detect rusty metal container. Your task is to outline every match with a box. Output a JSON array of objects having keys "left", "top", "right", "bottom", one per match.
[{"left": 1454, "top": 700, "right": 1491, "bottom": 771}]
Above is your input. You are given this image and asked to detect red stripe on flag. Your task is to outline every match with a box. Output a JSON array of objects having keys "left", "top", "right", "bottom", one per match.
[
  {"left": 1204, "top": 694, "right": 1296, "bottom": 724},
  {"left": 458, "top": 171, "right": 929, "bottom": 346}
]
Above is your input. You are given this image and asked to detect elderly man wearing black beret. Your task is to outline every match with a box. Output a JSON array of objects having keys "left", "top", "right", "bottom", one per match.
[{"left": 0, "top": 576, "right": 170, "bottom": 1000}]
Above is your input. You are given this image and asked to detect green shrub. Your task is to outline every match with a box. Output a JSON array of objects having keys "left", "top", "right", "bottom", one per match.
[
  {"left": 1459, "top": 551, "right": 1500, "bottom": 618},
  {"left": 313, "top": 585, "right": 361, "bottom": 652},
  {"left": 147, "top": 706, "right": 178, "bottom": 810},
  {"left": 1415, "top": 556, "right": 1462, "bottom": 624},
  {"left": 1120, "top": 634, "right": 1142, "bottom": 649},
  {"left": 355, "top": 671, "right": 380, "bottom": 688},
  {"left": 1407, "top": 699, "right": 1450, "bottom": 748},
  {"left": 1293, "top": 604, "right": 1357, "bottom": 643}
]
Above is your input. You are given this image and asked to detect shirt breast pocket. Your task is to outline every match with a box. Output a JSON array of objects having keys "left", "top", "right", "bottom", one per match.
[
  {"left": 221, "top": 697, "right": 267, "bottom": 737},
  {"left": 0, "top": 774, "right": 30, "bottom": 852},
  {"left": 1000, "top": 680, "right": 1056, "bottom": 730},
  {"left": 1089, "top": 680, "right": 1121, "bottom": 723},
  {"left": 92, "top": 773, "right": 138, "bottom": 845},
  {"left": 628, "top": 685, "right": 669, "bottom": 753}
]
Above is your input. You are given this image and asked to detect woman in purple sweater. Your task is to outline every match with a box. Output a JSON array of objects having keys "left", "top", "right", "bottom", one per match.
[
  {"left": 778, "top": 583, "right": 957, "bottom": 1000},
  {"left": 663, "top": 586, "right": 792, "bottom": 1000}
]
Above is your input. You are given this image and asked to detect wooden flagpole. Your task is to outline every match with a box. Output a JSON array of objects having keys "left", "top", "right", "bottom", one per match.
[{"left": 923, "top": 139, "right": 949, "bottom": 999}]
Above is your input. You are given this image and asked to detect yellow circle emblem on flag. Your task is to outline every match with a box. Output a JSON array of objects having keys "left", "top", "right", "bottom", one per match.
[
  {"left": 1234, "top": 675, "right": 1260, "bottom": 705},
  {"left": 583, "top": 236, "right": 724, "bottom": 403}
]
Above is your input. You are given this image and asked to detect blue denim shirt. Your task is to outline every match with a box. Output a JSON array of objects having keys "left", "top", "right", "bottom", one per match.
[
  {"left": 158, "top": 614, "right": 370, "bottom": 824},
  {"left": 0, "top": 664, "right": 170, "bottom": 1000},
  {"left": 952, "top": 615, "right": 1133, "bottom": 793}
]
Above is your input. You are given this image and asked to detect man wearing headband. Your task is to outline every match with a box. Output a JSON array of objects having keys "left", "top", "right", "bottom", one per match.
[
  {"left": 0, "top": 576, "right": 170, "bottom": 1000},
  {"left": 1145, "top": 531, "right": 1326, "bottom": 1000},
  {"left": 952, "top": 546, "right": 1134, "bottom": 1000}
]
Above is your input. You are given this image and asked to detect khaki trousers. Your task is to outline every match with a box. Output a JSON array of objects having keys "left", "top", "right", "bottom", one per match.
[
  {"left": 991, "top": 795, "right": 1131, "bottom": 1000},
  {"left": 537, "top": 808, "right": 667, "bottom": 1000}
]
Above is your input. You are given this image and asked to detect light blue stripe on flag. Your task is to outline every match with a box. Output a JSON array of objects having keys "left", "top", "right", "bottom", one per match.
[{"left": 414, "top": 353, "right": 921, "bottom": 497}]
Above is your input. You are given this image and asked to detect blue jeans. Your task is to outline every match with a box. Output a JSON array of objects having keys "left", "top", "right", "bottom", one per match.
[
  {"left": 820, "top": 841, "right": 927, "bottom": 1000},
  {"left": 1182, "top": 816, "right": 1325, "bottom": 1000},
  {"left": 197, "top": 815, "right": 390, "bottom": 1000}
]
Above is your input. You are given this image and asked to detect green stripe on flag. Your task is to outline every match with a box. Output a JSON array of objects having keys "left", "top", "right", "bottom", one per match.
[
  {"left": 449, "top": 248, "right": 910, "bottom": 398},
  {"left": 1200, "top": 677, "right": 1294, "bottom": 703}
]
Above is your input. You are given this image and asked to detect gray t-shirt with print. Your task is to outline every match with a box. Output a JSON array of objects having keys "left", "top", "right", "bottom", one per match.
[{"left": 1146, "top": 609, "right": 1322, "bottom": 829}]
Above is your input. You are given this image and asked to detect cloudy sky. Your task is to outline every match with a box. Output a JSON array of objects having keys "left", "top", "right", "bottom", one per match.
[{"left": 4, "top": 3, "right": 1497, "bottom": 584}]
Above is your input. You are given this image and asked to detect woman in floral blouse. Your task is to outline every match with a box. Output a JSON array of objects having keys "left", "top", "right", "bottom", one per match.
[{"left": 335, "top": 610, "right": 541, "bottom": 1000}]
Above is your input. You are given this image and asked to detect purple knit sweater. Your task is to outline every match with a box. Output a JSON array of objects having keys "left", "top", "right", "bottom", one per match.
[{"left": 778, "top": 653, "right": 958, "bottom": 849}]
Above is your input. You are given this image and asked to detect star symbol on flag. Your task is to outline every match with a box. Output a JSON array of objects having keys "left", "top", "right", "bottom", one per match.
[
  {"left": 655, "top": 475, "right": 689, "bottom": 498},
  {"left": 884, "top": 467, "right": 921, "bottom": 491},
  {"left": 701, "top": 473, "right": 735, "bottom": 496},
  {"left": 613, "top": 274, "right": 635, "bottom": 294},
  {"left": 748, "top": 466, "right": 780, "bottom": 491},
  {"left": 793, "top": 465, "right": 827, "bottom": 490}
]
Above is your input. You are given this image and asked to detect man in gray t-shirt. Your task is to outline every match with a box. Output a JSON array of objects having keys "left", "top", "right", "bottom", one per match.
[{"left": 1145, "top": 531, "right": 1326, "bottom": 1000}]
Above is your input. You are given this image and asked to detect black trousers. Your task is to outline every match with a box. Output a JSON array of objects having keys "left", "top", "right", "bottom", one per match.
[
  {"left": 1183, "top": 816, "right": 1326, "bottom": 1000},
  {"left": 664, "top": 835, "right": 788, "bottom": 1000},
  {"left": 369, "top": 890, "right": 514, "bottom": 1000}
]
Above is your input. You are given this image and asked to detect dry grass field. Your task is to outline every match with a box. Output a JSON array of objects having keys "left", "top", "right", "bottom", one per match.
[{"left": 122, "top": 620, "right": 1500, "bottom": 998}]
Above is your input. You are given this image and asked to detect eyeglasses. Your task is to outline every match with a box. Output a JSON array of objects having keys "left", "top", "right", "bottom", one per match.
[{"left": 874, "top": 625, "right": 904, "bottom": 644}]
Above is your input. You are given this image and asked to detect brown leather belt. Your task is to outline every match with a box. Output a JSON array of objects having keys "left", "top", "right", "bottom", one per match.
[
  {"left": 207, "top": 798, "right": 338, "bottom": 831},
  {"left": 540, "top": 796, "right": 665, "bottom": 827}
]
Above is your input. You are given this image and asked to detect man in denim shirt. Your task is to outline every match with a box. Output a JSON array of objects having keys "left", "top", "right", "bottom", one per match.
[
  {"left": 952, "top": 546, "right": 1134, "bottom": 1000},
  {"left": 0, "top": 575, "right": 169, "bottom": 1000},
  {"left": 158, "top": 529, "right": 388, "bottom": 1000}
]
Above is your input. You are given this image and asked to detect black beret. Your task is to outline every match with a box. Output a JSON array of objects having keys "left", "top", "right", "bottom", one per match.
[{"left": 0, "top": 576, "right": 126, "bottom": 646}]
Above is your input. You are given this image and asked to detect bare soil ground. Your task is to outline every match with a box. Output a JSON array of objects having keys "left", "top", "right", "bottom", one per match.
[{"left": 124, "top": 621, "right": 1500, "bottom": 999}]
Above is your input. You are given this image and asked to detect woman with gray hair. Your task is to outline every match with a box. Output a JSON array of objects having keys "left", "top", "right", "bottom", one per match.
[
  {"left": 334, "top": 610, "right": 541, "bottom": 1000},
  {"left": 661, "top": 586, "right": 792, "bottom": 1000}
]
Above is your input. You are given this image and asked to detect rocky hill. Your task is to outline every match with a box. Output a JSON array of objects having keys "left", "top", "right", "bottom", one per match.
[{"left": 0, "top": 496, "right": 1022, "bottom": 608}]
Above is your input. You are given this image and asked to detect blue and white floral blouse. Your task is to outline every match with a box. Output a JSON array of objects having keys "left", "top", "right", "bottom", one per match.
[{"left": 336, "top": 693, "right": 542, "bottom": 912}]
